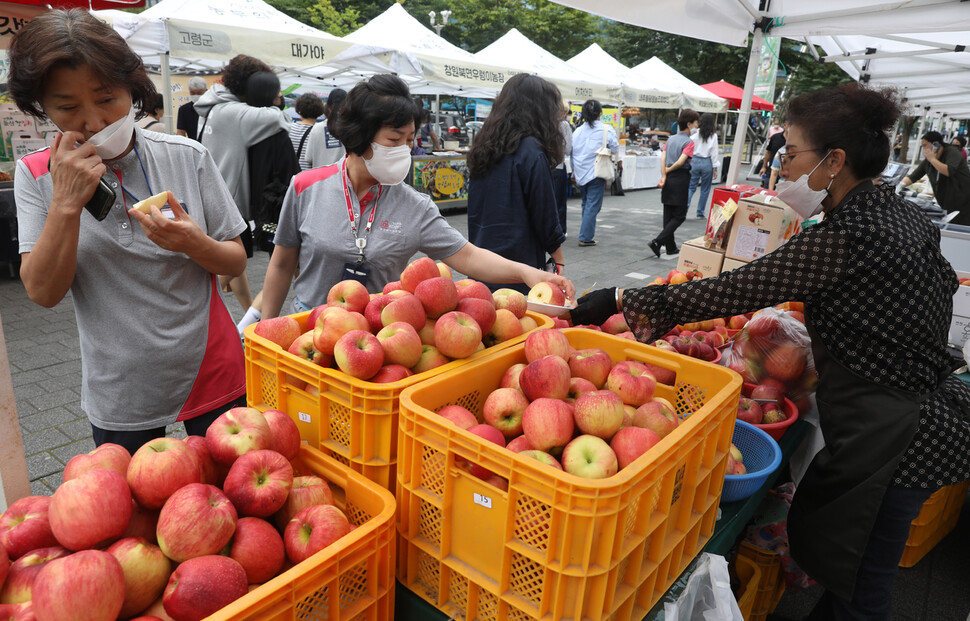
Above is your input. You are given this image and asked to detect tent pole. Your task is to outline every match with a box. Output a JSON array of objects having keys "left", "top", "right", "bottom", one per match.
[
  {"left": 727, "top": 26, "right": 765, "bottom": 185},
  {"left": 161, "top": 53, "right": 173, "bottom": 134}
]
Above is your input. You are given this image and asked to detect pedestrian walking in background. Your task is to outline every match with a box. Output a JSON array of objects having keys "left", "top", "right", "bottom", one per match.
[
  {"left": 289, "top": 92, "right": 324, "bottom": 171},
  {"left": 649, "top": 108, "right": 699, "bottom": 258},
  {"left": 570, "top": 99, "right": 618, "bottom": 247},
  {"left": 305, "top": 88, "right": 347, "bottom": 168},
  {"left": 687, "top": 112, "right": 718, "bottom": 219},
  {"left": 176, "top": 76, "right": 207, "bottom": 141}
]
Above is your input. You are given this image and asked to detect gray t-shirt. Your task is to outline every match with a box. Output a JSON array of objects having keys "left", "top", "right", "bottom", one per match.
[
  {"left": 16, "top": 128, "right": 248, "bottom": 430},
  {"left": 274, "top": 161, "right": 467, "bottom": 307},
  {"left": 304, "top": 120, "right": 346, "bottom": 169}
]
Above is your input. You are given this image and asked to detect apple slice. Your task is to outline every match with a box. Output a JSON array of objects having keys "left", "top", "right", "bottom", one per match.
[{"left": 133, "top": 191, "right": 170, "bottom": 214}]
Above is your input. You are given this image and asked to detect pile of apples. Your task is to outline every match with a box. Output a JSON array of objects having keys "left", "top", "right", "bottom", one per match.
[
  {"left": 253, "top": 258, "right": 548, "bottom": 382},
  {"left": 0, "top": 408, "right": 354, "bottom": 621},
  {"left": 652, "top": 323, "right": 729, "bottom": 363},
  {"left": 431, "top": 328, "right": 682, "bottom": 482},
  {"left": 645, "top": 269, "right": 701, "bottom": 287},
  {"left": 737, "top": 382, "right": 790, "bottom": 426}
]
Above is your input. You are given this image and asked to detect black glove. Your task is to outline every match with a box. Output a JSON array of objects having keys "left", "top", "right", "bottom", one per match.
[{"left": 570, "top": 287, "right": 617, "bottom": 327}]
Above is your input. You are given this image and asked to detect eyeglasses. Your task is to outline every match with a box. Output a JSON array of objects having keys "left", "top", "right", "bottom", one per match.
[{"left": 778, "top": 148, "right": 823, "bottom": 166}]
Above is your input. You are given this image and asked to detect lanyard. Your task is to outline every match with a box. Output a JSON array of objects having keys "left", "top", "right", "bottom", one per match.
[
  {"left": 119, "top": 144, "right": 155, "bottom": 205},
  {"left": 341, "top": 159, "right": 382, "bottom": 255}
]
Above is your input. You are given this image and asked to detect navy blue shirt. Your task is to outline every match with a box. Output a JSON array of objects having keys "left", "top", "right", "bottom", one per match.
[{"left": 467, "top": 136, "right": 565, "bottom": 293}]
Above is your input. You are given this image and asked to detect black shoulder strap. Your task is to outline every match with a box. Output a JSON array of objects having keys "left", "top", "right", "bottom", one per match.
[{"left": 297, "top": 125, "right": 312, "bottom": 162}]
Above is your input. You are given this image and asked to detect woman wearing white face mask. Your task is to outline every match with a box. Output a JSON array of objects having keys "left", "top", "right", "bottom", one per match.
[
  {"left": 570, "top": 82, "right": 970, "bottom": 620},
  {"left": 260, "top": 74, "right": 575, "bottom": 318},
  {"left": 10, "top": 9, "right": 250, "bottom": 455}
]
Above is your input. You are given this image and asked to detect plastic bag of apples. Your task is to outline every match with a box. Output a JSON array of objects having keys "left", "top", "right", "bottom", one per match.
[{"left": 722, "top": 306, "right": 818, "bottom": 417}]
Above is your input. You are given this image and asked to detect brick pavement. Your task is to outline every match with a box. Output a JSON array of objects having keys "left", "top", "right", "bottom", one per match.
[{"left": 1, "top": 187, "right": 967, "bottom": 620}]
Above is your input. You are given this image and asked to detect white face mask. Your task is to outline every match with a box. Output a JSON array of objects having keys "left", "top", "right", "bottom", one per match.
[
  {"left": 363, "top": 142, "right": 412, "bottom": 185},
  {"left": 775, "top": 150, "right": 833, "bottom": 220},
  {"left": 86, "top": 104, "right": 137, "bottom": 161}
]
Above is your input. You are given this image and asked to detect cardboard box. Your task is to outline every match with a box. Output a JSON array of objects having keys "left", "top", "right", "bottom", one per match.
[
  {"left": 706, "top": 185, "right": 778, "bottom": 250},
  {"left": 676, "top": 237, "right": 724, "bottom": 279},
  {"left": 724, "top": 196, "right": 802, "bottom": 262},
  {"left": 720, "top": 258, "right": 748, "bottom": 273},
  {"left": 951, "top": 270, "right": 970, "bottom": 346}
]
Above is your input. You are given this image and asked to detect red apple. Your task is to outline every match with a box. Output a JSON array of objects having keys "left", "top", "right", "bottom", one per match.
[
  {"left": 434, "top": 311, "right": 482, "bottom": 359},
  {"left": 518, "top": 450, "right": 563, "bottom": 470},
  {"left": 283, "top": 505, "right": 351, "bottom": 564},
  {"left": 262, "top": 409, "right": 301, "bottom": 462},
  {"left": 162, "top": 555, "right": 248, "bottom": 621},
  {"left": 312, "top": 307, "right": 369, "bottom": 355},
  {"left": 610, "top": 426, "right": 662, "bottom": 469},
  {"left": 106, "top": 537, "right": 172, "bottom": 619},
  {"left": 411, "top": 344, "right": 451, "bottom": 374},
  {"left": 123, "top": 500, "right": 160, "bottom": 544},
  {"left": 0, "top": 497, "right": 58, "bottom": 560},
  {"left": 520, "top": 315, "right": 539, "bottom": 333},
  {"left": 62, "top": 443, "right": 131, "bottom": 483},
  {"left": 363, "top": 294, "right": 393, "bottom": 333},
  {"left": 522, "top": 398, "right": 575, "bottom": 454},
  {"left": 223, "top": 449, "right": 294, "bottom": 518},
  {"left": 32, "top": 550, "right": 125, "bottom": 621},
  {"left": 183, "top": 436, "right": 221, "bottom": 486},
  {"left": 523, "top": 328, "right": 571, "bottom": 363},
  {"left": 642, "top": 362, "right": 676, "bottom": 385},
  {"left": 127, "top": 437, "right": 201, "bottom": 509},
  {"left": 414, "top": 277, "right": 459, "bottom": 319},
  {"left": 764, "top": 344, "right": 807, "bottom": 382},
  {"left": 436, "top": 404, "right": 478, "bottom": 429},
  {"left": 561, "top": 435, "right": 618, "bottom": 479},
  {"left": 483, "top": 308, "right": 524, "bottom": 346},
  {"left": 463, "top": 424, "right": 506, "bottom": 479},
  {"left": 505, "top": 435, "right": 534, "bottom": 453},
  {"left": 227, "top": 517, "right": 285, "bottom": 584},
  {"left": 567, "top": 348, "right": 613, "bottom": 388},
  {"left": 253, "top": 316, "right": 301, "bottom": 350},
  {"left": 273, "top": 475, "right": 334, "bottom": 531},
  {"left": 567, "top": 376, "right": 598, "bottom": 400},
  {"left": 204, "top": 407, "right": 273, "bottom": 467},
  {"left": 600, "top": 313, "right": 630, "bottom": 335},
  {"left": 573, "top": 390, "right": 625, "bottom": 439},
  {"left": 456, "top": 297, "right": 497, "bottom": 336},
  {"left": 382, "top": 281, "right": 402, "bottom": 294},
  {"left": 519, "top": 355, "right": 571, "bottom": 401},
  {"left": 417, "top": 318, "right": 436, "bottom": 346},
  {"left": 400, "top": 257, "right": 440, "bottom": 293},
  {"left": 0, "top": 603, "right": 32, "bottom": 620},
  {"left": 306, "top": 304, "right": 328, "bottom": 331},
  {"left": 605, "top": 361, "right": 657, "bottom": 406},
  {"left": 370, "top": 364, "right": 414, "bottom": 383},
  {"left": 326, "top": 279, "right": 370, "bottom": 314},
  {"left": 761, "top": 402, "right": 788, "bottom": 424},
  {"left": 526, "top": 282, "right": 566, "bottom": 306},
  {"left": 49, "top": 468, "right": 132, "bottom": 551},
  {"left": 736, "top": 396, "right": 764, "bottom": 424},
  {"left": 499, "top": 363, "right": 527, "bottom": 391},
  {"left": 492, "top": 288, "right": 528, "bottom": 319},
  {"left": 454, "top": 278, "right": 493, "bottom": 302},
  {"left": 0, "top": 546, "right": 69, "bottom": 604},
  {"left": 286, "top": 331, "right": 333, "bottom": 368},
  {"left": 380, "top": 294, "right": 427, "bottom": 331},
  {"left": 156, "top": 484, "right": 238, "bottom": 563},
  {"left": 482, "top": 388, "right": 529, "bottom": 438},
  {"left": 334, "top": 329, "right": 384, "bottom": 379},
  {"left": 632, "top": 399, "right": 680, "bottom": 438},
  {"left": 376, "top": 321, "right": 423, "bottom": 368}
]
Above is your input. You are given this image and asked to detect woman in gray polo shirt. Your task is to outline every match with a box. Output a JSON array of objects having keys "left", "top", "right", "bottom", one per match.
[
  {"left": 10, "top": 10, "right": 249, "bottom": 454},
  {"left": 260, "top": 75, "right": 575, "bottom": 319}
]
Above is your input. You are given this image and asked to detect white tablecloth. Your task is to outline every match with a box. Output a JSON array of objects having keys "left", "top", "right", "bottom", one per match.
[{"left": 621, "top": 154, "right": 662, "bottom": 190}]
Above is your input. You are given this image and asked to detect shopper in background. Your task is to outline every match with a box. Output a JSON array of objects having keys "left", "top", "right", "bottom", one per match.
[
  {"left": 649, "top": 108, "right": 699, "bottom": 258},
  {"left": 247, "top": 72, "right": 300, "bottom": 256},
  {"left": 951, "top": 133, "right": 967, "bottom": 159},
  {"left": 761, "top": 117, "right": 786, "bottom": 187},
  {"left": 305, "top": 88, "right": 347, "bottom": 169},
  {"left": 900, "top": 130, "right": 970, "bottom": 226},
  {"left": 570, "top": 99, "right": 618, "bottom": 247},
  {"left": 420, "top": 110, "right": 441, "bottom": 152},
  {"left": 195, "top": 54, "right": 290, "bottom": 332},
  {"left": 571, "top": 82, "right": 970, "bottom": 621},
  {"left": 259, "top": 74, "right": 573, "bottom": 318},
  {"left": 135, "top": 93, "right": 167, "bottom": 133},
  {"left": 176, "top": 76, "right": 208, "bottom": 141},
  {"left": 687, "top": 112, "right": 718, "bottom": 219},
  {"left": 466, "top": 74, "right": 567, "bottom": 294},
  {"left": 289, "top": 93, "right": 324, "bottom": 171},
  {"left": 10, "top": 9, "right": 248, "bottom": 454},
  {"left": 552, "top": 102, "right": 572, "bottom": 236}
]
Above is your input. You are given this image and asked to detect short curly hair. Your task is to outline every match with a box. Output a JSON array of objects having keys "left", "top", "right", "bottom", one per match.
[
  {"left": 8, "top": 9, "right": 157, "bottom": 120},
  {"left": 221, "top": 55, "right": 272, "bottom": 100},
  {"left": 328, "top": 75, "right": 418, "bottom": 156},
  {"left": 295, "top": 93, "right": 324, "bottom": 120}
]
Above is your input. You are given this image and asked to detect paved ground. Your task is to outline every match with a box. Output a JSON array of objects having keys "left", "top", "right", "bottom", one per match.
[{"left": 1, "top": 186, "right": 967, "bottom": 620}]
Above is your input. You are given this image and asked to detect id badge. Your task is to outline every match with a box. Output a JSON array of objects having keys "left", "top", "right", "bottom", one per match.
[{"left": 342, "top": 261, "right": 371, "bottom": 286}]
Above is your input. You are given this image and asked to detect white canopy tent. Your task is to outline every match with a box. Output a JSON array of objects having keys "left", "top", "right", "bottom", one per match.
[
  {"left": 473, "top": 28, "right": 626, "bottom": 104},
  {"left": 567, "top": 43, "right": 682, "bottom": 109},
  {"left": 545, "top": 0, "right": 970, "bottom": 183},
  {"left": 632, "top": 56, "right": 727, "bottom": 112}
]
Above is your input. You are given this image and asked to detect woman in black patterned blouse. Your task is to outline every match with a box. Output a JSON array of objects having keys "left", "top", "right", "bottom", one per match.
[{"left": 572, "top": 83, "right": 970, "bottom": 620}]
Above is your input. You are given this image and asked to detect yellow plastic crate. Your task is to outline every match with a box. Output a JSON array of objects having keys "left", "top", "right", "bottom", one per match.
[
  {"left": 209, "top": 444, "right": 396, "bottom": 621},
  {"left": 733, "top": 554, "right": 762, "bottom": 620},
  {"left": 245, "top": 310, "right": 552, "bottom": 491},
  {"left": 736, "top": 541, "right": 785, "bottom": 621},
  {"left": 899, "top": 479, "right": 970, "bottom": 568},
  {"left": 396, "top": 328, "right": 742, "bottom": 621}
]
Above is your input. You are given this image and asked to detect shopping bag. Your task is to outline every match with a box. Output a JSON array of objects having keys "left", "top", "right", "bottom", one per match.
[
  {"left": 664, "top": 553, "right": 744, "bottom": 621},
  {"left": 594, "top": 125, "right": 615, "bottom": 182}
]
